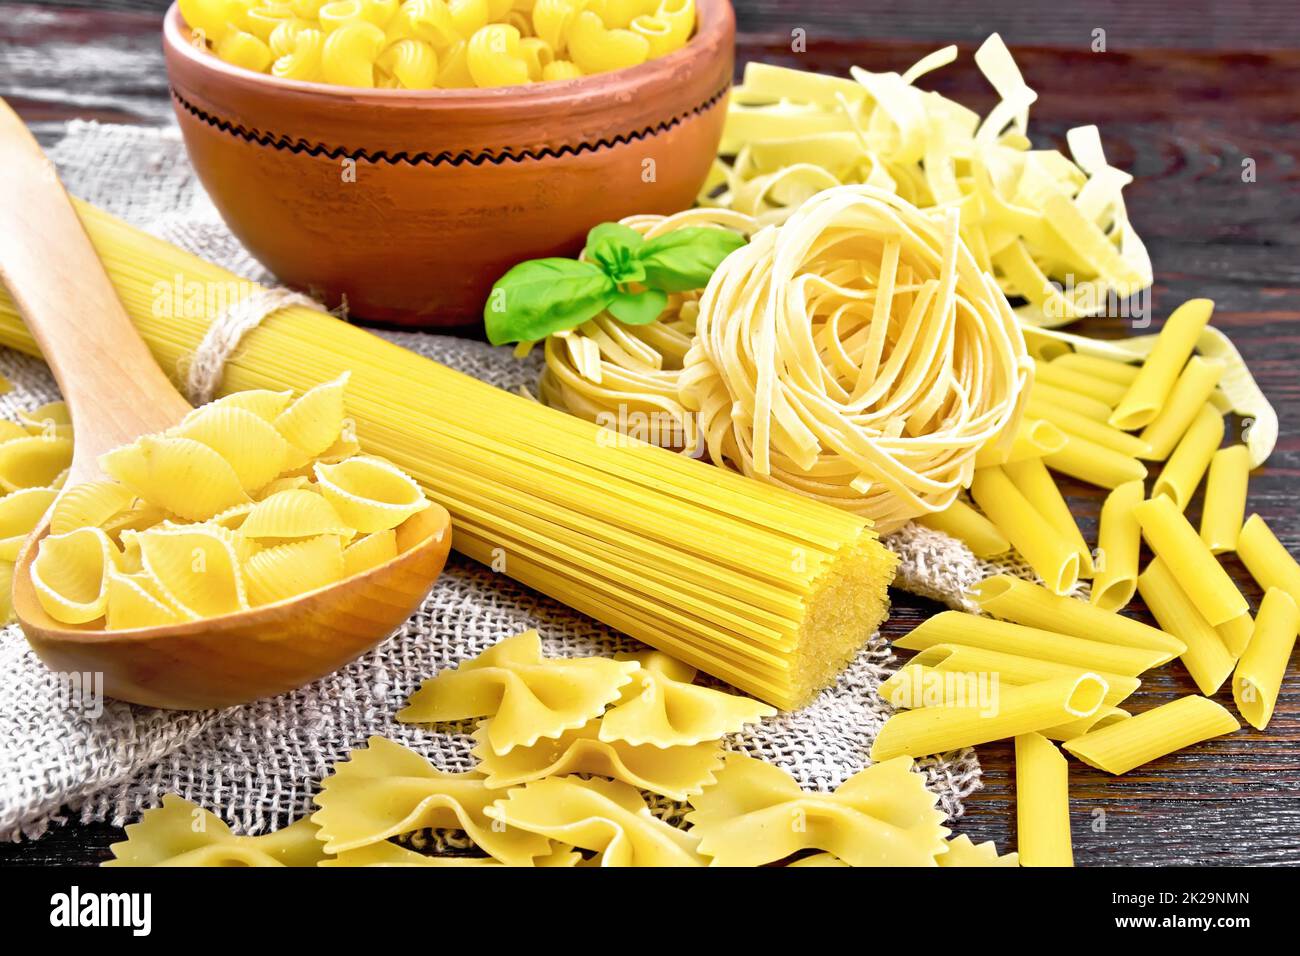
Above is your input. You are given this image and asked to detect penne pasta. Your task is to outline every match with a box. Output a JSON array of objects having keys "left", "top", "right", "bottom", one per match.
[
  {"left": 1134, "top": 495, "right": 1248, "bottom": 627},
  {"left": 1051, "top": 706, "right": 1130, "bottom": 741},
  {"left": 1137, "top": 356, "right": 1225, "bottom": 461},
  {"left": 1151, "top": 403, "right": 1224, "bottom": 510},
  {"left": 972, "top": 574, "right": 1184, "bottom": 661},
  {"left": 1110, "top": 298, "right": 1214, "bottom": 430},
  {"left": 1032, "top": 383, "right": 1113, "bottom": 423},
  {"left": 1232, "top": 588, "right": 1299, "bottom": 730},
  {"left": 916, "top": 498, "right": 1010, "bottom": 558},
  {"left": 892, "top": 643, "right": 1138, "bottom": 698},
  {"left": 973, "top": 418, "right": 1066, "bottom": 468},
  {"left": 1026, "top": 395, "right": 1151, "bottom": 459},
  {"left": 1199, "top": 445, "right": 1251, "bottom": 553},
  {"left": 895, "top": 613, "right": 1170, "bottom": 676},
  {"left": 1043, "top": 433, "right": 1148, "bottom": 490},
  {"left": 1002, "top": 458, "right": 1093, "bottom": 576},
  {"left": 1136, "top": 558, "right": 1235, "bottom": 695},
  {"left": 1062, "top": 695, "right": 1240, "bottom": 775},
  {"left": 1051, "top": 352, "right": 1140, "bottom": 387},
  {"left": 1033, "top": 358, "right": 1128, "bottom": 406},
  {"left": 870, "top": 673, "right": 1108, "bottom": 760},
  {"left": 970, "top": 466, "right": 1080, "bottom": 594},
  {"left": 1015, "top": 733, "right": 1073, "bottom": 867},
  {"left": 1216, "top": 612, "right": 1255, "bottom": 659},
  {"left": 882, "top": 661, "right": 1137, "bottom": 716},
  {"left": 1236, "top": 514, "right": 1300, "bottom": 607},
  {"left": 1091, "top": 480, "right": 1143, "bottom": 612}
]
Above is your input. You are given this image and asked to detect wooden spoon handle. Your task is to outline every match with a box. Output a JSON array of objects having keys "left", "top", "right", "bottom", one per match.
[{"left": 0, "top": 98, "right": 191, "bottom": 476}]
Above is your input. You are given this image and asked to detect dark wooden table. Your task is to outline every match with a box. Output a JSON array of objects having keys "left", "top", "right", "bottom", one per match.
[{"left": 2, "top": 1, "right": 1299, "bottom": 866}]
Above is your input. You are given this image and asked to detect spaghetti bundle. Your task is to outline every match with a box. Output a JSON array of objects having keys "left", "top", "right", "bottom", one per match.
[
  {"left": 0, "top": 199, "right": 898, "bottom": 710},
  {"left": 536, "top": 208, "right": 757, "bottom": 455},
  {"left": 680, "top": 185, "right": 1032, "bottom": 532}
]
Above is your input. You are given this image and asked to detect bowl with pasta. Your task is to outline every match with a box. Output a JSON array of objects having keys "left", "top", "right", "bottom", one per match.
[{"left": 162, "top": 0, "right": 734, "bottom": 329}]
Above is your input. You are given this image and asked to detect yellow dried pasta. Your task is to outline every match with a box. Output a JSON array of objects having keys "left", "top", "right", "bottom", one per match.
[
  {"left": 30, "top": 526, "right": 119, "bottom": 624},
  {"left": 312, "top": 455, "right": 428, "bottom": 532},
  {"left": 49, "top": 480, "right": 135, "bottom": 536},
  {"left": 105, "top": 794, "right": 327, "bottom": 867},
  {"left": 130, "top": 525, "right": 248, "bottom": 618},
  {"left": 342, "top": 528, "right": 398, "bottom": 576},
  {"left": 244, "top": 534, "right": 346, "bottom": 606},
  {"left": 0, "top": 486, "right": 57, "bottom": 560},
  {"left": 170, "top": 403, "right": 294, "bottom": 491},
  {"left": 33, "top": 379, "right": 424, "bottom": 628},
  {"left": 486, "top": 776, "right": 707, "bottom": 867},
  {"left": 0, "top": 434, "right": 73, "bottom": 492},
  {"left": 685, "top": 752, "right": 950, "bottom": 867},
  {"left": 311, "top": 736, "right": 553, "bottom": 865},
  {"left": 182, "top": 0, "right": 693, "bottom": 88},
  {"left": 398, "top": 630, "right": 639, "bottom": 754},
  {"left": 470, "top": 715, "right": 722, "bottom": 800},
  {"left": 239, "top": 488, "right": 355, "bottom": 539},
  {"left": 274, "top": 372, "right": 350, "bottom": 468},
  {"left": 706, "top": 38, "right": 1151, "bottom": 325},
  {"left": 598, "top": 650, "right": 775, "bottom": 747},
  {"left": 101, "top": 435, "right": 250, "bottom": 521}
]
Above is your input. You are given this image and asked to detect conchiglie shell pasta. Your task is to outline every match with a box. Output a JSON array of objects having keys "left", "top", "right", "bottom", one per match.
[
  {"left": 100, "top": 435, "right": 250, "bottom": 521},
  {"left": 105, "top": 569, "right": 187, "bottom": 629},
  {"left": 239, "top": 489, "right": 355, "bottom": 540},
  {"left": 132, "top": 525, "right": 248, "bottom": 618},
  {"left": 254, "top": 475, "right": 313, "bottom": 499},
  {"left": 313, "top": 455, "right": 428, "bottom": 532},
  {"left": 243, "top": 534, "right": 345, "bottom": 606},
  {"left": 30, "top": 526, "right": 119, "bottom": 624},
  {"left": 196, "top": 388, "right": 294, "bottom": 422},
  {"left": 50, "top": 480, "right": 136, "bottom": 535},
  {"left": 170, "top": 404, "right": 294, "bottom": 491},
  {"left": 0, "top": 486, "right": 58, "bottom": 560},
  {"left": 0, "top": 435, "right": 74, "bottom": 491},
  {"left": 18, "top": 400, "right": 72, "bottom": 439},
  {"left": 274, "top": 372, "right": 350, "bottom": 467},
  {"left": 0, "top": 421, "right": 27, "bottom": 444},
  {"left": 342, "top": 528, "right": 397, "bottom": 576}
]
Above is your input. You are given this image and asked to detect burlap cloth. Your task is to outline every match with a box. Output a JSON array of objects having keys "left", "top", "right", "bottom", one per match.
[{"left": 0, "top": 122, "right": 1036, "bottom": 843}]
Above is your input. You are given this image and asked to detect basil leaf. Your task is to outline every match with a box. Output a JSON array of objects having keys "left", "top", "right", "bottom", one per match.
[
  {"left": 583, "top": 222, "right": 646, "bottom": 285},
  {"left": 483, "top": 258, "right": 615, "bottom": 345},
  {"left": 607, "top": 288, "right": 668, "bottom": 326},
  {"left": 637, "top": 227, "right": 747, "bottom": 292}
]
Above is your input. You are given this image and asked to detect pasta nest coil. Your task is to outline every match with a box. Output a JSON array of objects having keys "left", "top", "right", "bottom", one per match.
[
  {"left": 679, "top": 184, "right": 1032, "bottom": 533},
  {"left": 536, "top": 207, "right": 758, "bottom": 455}
]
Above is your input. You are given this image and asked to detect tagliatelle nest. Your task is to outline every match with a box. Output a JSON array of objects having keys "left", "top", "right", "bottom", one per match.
[
  {"left": 679, "top": 185, "right": 1032, "bottom": 533},
  {"left": 534, "top": 208, "right": 758, "bottom": 454}
]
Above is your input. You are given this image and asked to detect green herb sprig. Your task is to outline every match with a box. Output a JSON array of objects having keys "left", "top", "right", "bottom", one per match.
[{"left": 483, "top": 221, "right": 746, "bottom": 346}]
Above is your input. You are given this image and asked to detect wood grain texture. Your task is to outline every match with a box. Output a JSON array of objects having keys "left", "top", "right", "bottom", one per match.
[
  {"left": 14, "top": 0, "right": 1300, "bottom": 49},
  {"left": 1, "top": 2, "right": 1299, "bottom": 865}
]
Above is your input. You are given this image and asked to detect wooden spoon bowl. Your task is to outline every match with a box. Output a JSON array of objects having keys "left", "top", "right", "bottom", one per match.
[
  {"left": 0, "top": 97, "right": 452, "bottom": 710},
  {"left": 15, "top": 506, "right": 451, "bottom": 710}
]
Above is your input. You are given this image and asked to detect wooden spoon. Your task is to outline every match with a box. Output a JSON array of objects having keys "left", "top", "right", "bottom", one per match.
[{"left": 0, "top": 99, "right": 452, "bottom": 709}]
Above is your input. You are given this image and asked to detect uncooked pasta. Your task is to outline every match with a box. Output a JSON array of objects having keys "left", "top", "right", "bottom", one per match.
[
  {"left": 679, "top": 184, "right": 1031, "bottom": 532},
  {"left": 29, "top": 377, "right": 434, "bottom": 629},
  {"left": 535, "top": 207, "right": 757, "bottom": 455},
  {"left": 0, "top": 198, "right": 898, "bottom": 709}
]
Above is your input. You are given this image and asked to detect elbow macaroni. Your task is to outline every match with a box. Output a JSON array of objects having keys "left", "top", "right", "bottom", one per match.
[{"left": 188, "top": 0, "right": 695, "bottom": 87}]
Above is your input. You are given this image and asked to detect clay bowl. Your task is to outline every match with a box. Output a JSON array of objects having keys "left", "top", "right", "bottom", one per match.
[{"left": 161, "top": 1, "right": 735, "bottom": 330}]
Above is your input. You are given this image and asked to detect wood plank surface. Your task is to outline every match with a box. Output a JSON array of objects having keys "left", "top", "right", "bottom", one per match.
[{"left": 0, "top": 2, "right": 1298, "bottom": 866}]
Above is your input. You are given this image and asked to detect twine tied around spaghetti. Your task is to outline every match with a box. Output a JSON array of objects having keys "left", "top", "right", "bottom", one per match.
[{"left": 180, "top": 288, "right": 331, "bottom": 406}]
